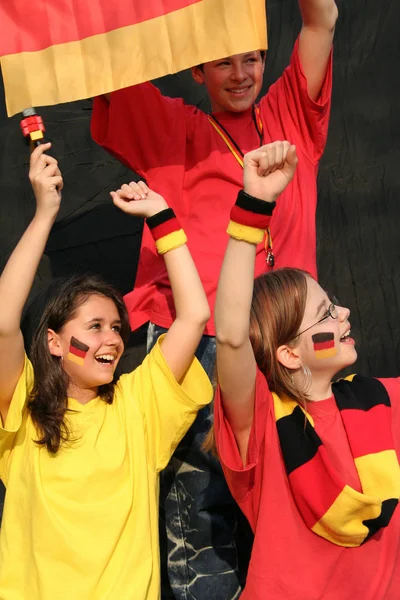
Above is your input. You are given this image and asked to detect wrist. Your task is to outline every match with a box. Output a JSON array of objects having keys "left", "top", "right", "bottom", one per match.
[
  {"left": 227, "top": 190, "right": 276, "bottom": 245},
  {"left": 146, "top": 200, "right": 169, "bottom": 218},
  {"left": 147, "top": 208, "right": 187, "bottom": 255},
  {"left": 34, "top": 206, "right": 59, "bottom": 224},
  {"left": 243, "top": 187, "right": 277, "bottom": 204}
]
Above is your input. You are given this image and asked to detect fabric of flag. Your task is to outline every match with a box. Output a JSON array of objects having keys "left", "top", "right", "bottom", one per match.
[
  {"left": 0, "top": 0, "right": 267, "bottom": 117},
  {"left": 273, "top": 375, "right": 400, "bottom": 547}
]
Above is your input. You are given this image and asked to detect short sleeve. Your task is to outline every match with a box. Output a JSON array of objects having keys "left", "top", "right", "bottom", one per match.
[
  {"left": 0, "top": 355, "right": 34, "bottom": 479},
  {"left": 91, "top": 82, "right": 189, "bottom": 180},
  {"left": 260, "top": 38, "right": 332, "bottom": 163},
  {"left": 214, "top": 367, "right": 272, "bottom": 502},
  {"left": 117, "top": 335, "right": 213, "bottom": 471}
]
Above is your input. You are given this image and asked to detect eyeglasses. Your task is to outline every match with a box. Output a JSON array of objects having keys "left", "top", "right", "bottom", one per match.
[{"left": 296, "top": 296, "right": 340, "bottom": 337}]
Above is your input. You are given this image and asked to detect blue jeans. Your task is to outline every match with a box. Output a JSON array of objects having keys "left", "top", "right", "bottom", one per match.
[{"left": 147, "top": 323, "right": 245, "bottom": 600}]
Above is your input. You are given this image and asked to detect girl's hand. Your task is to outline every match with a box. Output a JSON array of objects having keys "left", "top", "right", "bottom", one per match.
[
  {"left": 243, "top": 141, "right": 298, "bottom": 203},
  {"left": 29, "top": 143, "right": 63, "bottom": 216},
  {"left": 111, "top": 181, "right": 168, "bottom": 218}
]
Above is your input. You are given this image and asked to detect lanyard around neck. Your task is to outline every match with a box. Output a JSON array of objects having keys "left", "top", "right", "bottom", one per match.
[
  {"left": 207, "top": 106, "right": 274, "bottom": 267},
  {"left": 207, "top": 105, "right": 263, "bottom": 168}
]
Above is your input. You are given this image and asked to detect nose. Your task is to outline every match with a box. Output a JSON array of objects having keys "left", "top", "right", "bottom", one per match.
[
  {"left": 231, "top": 62, "right": 246, "bottom": 82},
  {"left": 104, "top": 328, "right": 121, "bottom": 346},
  {"left": 338, "top": 305, "right": 350, "bottom": 321}
]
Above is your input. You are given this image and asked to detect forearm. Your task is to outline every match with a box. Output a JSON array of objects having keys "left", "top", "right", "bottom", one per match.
[
  {"left": 164, "top": 245, "right": 210, "bottom": 328},
  {"left": 0, "top": 211, "right": 56, "bottom": 335},
  {"left": 215, "top": 238, "right": 256, "bottom": 348},
  {"left": 299, "top": 0, "right": 338, "bottom": 30}
]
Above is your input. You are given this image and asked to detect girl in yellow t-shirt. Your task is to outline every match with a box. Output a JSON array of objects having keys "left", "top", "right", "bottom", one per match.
[{"left": 0, "top": 143, "right": 213, "bottom": 600}]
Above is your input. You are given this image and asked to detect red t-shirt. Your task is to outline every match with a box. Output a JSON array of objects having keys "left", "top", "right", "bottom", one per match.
[
  {"left": 91, "top": 40, "right": 332, "bottom": 335},
  {"left": 214, "top": 370, "right": 400, "bottom": 599}
]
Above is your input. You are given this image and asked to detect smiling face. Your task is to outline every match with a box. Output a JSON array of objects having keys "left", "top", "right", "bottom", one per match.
[
  {"left": 192, "top": 50, "right": 265, "bottom": 114},
  {"left": 48, "top": 294, "right": 124, "bottom": 400},
  {"left": 295, "top": 278, "right": 357, "bottom": 378}
]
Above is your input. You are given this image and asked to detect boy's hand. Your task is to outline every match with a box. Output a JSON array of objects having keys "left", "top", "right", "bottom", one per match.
[
  {"left": 111, "top": 181, "right": 168, "bottom": 218},
  {"left": 29, "top": 143, "right": 63, "bottom": 216},
  {"left": 243, "top": 141, "right": 298, "bottom": 203}
]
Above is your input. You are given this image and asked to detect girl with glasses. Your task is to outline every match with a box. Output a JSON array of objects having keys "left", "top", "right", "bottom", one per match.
[{"left": 211, "top": 141, "right": 400, "bottom": 599}]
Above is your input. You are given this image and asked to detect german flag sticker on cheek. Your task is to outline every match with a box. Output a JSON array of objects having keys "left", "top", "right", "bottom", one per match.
[
  {"left": 312, "top": 332, "right": 337, "bottom": 360},
  {"left": 67, "top": 336, "right": 89, "bottom": 366}
]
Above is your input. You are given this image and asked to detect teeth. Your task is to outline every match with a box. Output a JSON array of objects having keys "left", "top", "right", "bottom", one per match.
[
  {"left": 96, "top": 354, "right": 115, "bottom": 362},
  {"left": 341, "top": 330, "right": 351, "bottom": 340}
]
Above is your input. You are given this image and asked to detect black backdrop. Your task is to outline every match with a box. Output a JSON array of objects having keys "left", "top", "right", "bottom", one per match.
[{"left": 1, "top": 0, "right": 400, "bottom": 382}]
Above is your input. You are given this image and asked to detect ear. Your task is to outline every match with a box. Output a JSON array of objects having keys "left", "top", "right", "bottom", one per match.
[
  {"left": 276, "top": 344, "right": 302, "bottom": 370},
  {"left": 191, "top": 66, "right": 205, "bottom": 85},
  {"left": 48, "top": 328, "right": 63, "bottom": 357}
]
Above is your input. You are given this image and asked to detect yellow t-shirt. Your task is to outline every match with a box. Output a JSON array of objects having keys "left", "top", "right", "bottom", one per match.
[{"left": 0, "top": 337, "right": 213, "bottom": 600}]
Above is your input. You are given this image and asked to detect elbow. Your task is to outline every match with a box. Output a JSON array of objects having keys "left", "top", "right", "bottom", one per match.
[
  {"left": 181, "top": 305, "right": 210, "bottom": 330},
  {"left": 216, "top": 329, "right": 249, "bottom": 350},
  {"left": 303, "top": 2, "right": 338, "bottom": 33},
  {"left": 196, "top": 301, "right": 211, "bottom": 328},
  {"left": 199, "top": 307, "right": 211, "bottom": 329},
  {"left": 327, "top": 3, "right": 339, "bottom": 31}
]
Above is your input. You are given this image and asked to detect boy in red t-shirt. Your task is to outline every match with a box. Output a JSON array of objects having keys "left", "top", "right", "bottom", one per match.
[{"left": 91, "top": 1, "right": 338, "bottom": 597}]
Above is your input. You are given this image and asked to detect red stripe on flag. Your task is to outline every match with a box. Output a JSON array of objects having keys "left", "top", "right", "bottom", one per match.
[
  {"left": 0, "top": 0, "right": 202, "bottom": 55},
  {"left": 314, "top": 339, "right": 335, "bottom": 351},
  {"left": 288, "top": 445, "right": 344, "bottom": 528},
  {"left": 69, "top": 346, "right": 86, "bottom": 359},
  {"left": 340, "top": 405, "right": 393, "bottom": 458}
]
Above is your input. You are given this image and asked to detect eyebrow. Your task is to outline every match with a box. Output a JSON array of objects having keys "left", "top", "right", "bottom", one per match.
[
  {"left": 85, "top": 317, "right": 122, "bottom": 324},
  {"left": 315, "top": 300, "right": 328, "bottom": 318}
]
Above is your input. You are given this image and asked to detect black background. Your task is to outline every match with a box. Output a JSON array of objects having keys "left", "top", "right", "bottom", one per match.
[{"left": 1, "top": 0, "right": 400, "bottom": 378}]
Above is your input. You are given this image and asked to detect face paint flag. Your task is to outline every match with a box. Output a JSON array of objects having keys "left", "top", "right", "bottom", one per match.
[
  {"left": 67, "top": 337, "right": 89, "bottom": 366},
  {"left": 312, "top": 332, "right": 337, "bottom": 360},
  {"left": 0, "top": 0, "right": 267, "bottom": 117}
]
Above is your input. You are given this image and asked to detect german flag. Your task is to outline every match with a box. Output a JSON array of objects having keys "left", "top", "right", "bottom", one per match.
[
  {"left": 273, "top": 375, "right": 400, "bottom": 547},
  {"left": 67, "top": 336, "right": 89, "bottom": 366},
  {"left": 312, "top": 332, "right": 337, "bottom": 359},
  {"left": 0, "top": 0, "right": 267, "bottom": 117}
]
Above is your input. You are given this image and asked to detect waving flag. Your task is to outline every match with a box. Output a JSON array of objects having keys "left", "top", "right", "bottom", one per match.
[{"left": 0, "top": 0, "right": 267, "bottom": 117}]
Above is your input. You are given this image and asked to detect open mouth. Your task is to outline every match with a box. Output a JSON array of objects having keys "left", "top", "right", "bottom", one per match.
[
  {"left": 340, "top": 330, "right": 352, "bottom": 342},
  {"left": 95, "top": 354, "right": 116, "bottom": 365}
]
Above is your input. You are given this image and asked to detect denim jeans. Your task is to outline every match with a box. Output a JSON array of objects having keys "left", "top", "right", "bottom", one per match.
[{"left": 147, "top": 323, "right": 246, "bottom": 600}]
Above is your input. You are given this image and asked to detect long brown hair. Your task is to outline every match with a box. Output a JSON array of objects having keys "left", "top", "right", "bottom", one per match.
[
  {"left": 250, "top": 268, "right": 309, "bottom": 402},
  {"left": 204, "top": 267, "right": 310, "bottom": 454},
  {"left": 22, "top": 274, "right": 130, "bottom": 454}
]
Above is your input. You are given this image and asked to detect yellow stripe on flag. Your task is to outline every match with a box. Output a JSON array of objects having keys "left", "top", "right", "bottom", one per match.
[
  {"left": 67, "top": 353, "right": 85, "bottom": 366},
  {"left": 311, "top": 484, "right": 381, "bottom": 547},
  {"left": 354, "top": 450, "right": 400, "bottom": 499},
  {"left": 1, "top": 0, "right": 267, "bottom": 116}
]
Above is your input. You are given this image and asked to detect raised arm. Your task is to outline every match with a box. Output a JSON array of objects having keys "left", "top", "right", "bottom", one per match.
[
  {"left": 111, "top": 182, "right": 210, "bottom": 382},
  {"left": 92, "top": 83, "right": 189, "bottom": 179},
  {"left": 215, "top": 142, "right": 298, "bottom": 462},
  {"left": 298, "top": 0, "right": 338, "bottom": 101},
  {"left": 0, "top": 144, "right": 63, "bottom": 422}
]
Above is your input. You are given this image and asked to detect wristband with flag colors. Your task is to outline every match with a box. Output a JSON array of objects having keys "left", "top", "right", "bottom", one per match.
[
  {"left": 147, "top": 208, "right": 187, "bottom": 255},
  {"left": 227, "top": 190, "right": 276, "bottom": 244}
]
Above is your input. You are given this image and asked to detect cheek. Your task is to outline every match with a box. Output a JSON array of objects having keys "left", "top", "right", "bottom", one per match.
[
  {"left": 311, "top": 332, "right": 337, "bottom": 361},
  {"left": 66, "top": 336, "right": 90, "bottom": 368}
]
